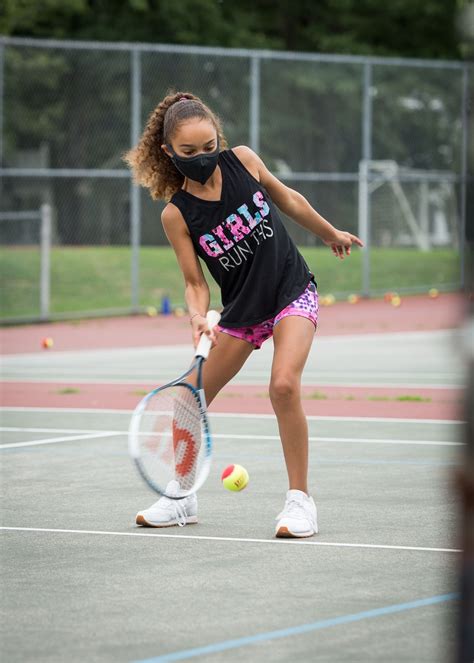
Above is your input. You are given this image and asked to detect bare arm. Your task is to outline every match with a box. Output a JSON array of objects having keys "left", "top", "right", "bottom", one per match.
[
  {"left": 161, "top": 204, "right": 217, "bottom": 346},
  {"left": 233, "top": 146, "right": 363, "bottom": 259}
]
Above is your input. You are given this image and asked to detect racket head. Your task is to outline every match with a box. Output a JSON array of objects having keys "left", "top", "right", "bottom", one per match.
[{"left": 128, "top": 372, "right": 211, "bottom": 499}]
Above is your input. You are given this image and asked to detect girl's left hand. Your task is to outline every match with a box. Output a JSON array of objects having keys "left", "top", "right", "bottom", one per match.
[{"left": 324, "top": 231, "right": 364, "bottom": 259}]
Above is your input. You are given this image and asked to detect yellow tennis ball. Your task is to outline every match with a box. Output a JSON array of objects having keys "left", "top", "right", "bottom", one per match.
[
  {"left": 428, "top": 288, "right": 439, "bottom": 298},
  {"left": 221, "top": 464, "right": 249, "bottom": 492},
  {"left": 146, "top": 306, "right": 157, "bottom": 317},
  {"left": 391, "top": 295, "right": 402, "bottom": 307}
]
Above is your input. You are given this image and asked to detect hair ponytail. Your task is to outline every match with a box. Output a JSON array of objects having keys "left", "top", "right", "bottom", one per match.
[{"left": 123, "top": 90, "right": 227, "bottom": 201}]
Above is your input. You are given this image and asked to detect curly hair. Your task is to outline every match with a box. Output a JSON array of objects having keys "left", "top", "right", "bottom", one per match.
[{"left": 123, "top": 90, "right": 227, "bottom": 201}]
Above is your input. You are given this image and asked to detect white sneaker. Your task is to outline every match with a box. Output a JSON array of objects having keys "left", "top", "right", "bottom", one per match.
[
  {"left": 275, "top": 489, "right": 318, "bottom": 538},
  {"left": 135, "top": 480, "right": 198, "bottom": 528}
]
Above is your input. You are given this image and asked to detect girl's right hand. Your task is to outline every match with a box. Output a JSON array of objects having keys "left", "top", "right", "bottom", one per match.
[{"left": 190, "top": 314, "right": 218, "bottom": 350}]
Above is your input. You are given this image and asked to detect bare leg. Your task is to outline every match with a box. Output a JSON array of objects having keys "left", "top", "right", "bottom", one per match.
[
  {"left": 189, "top": 330, "right": 254, "bottom": 404},
  {"left": 173, "top": 331, "right": 253, "bottom": 489},
  {"left": 269, "top": 316, "right": 315, "bottom": 494},
  {"left": 136, "top": 331, "right": 254, "bottom": 525}
]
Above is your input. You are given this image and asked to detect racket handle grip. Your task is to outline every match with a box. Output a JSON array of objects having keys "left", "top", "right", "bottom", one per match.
[{"left": 195, "top": 309, "right": 221, "bottom": 359}]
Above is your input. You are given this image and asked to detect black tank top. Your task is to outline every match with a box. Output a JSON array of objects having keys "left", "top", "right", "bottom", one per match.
[{"left": 170, "top": 148, "right": 315, "bottom": 328}]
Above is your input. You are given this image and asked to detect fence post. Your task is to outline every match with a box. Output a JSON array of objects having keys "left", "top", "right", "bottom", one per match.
[
  {"left": 360, "top": 61, "right": 373, "bottom": 297},
  {"left": 460, "top": 64, "right": 469, "bottom": 290},
  {"left": 0, "top": 42, "right": 4, "bottom": 170},
  {"left": 358, "top": 159, "right": 369, "bottom": 285},
  {"left": 249, "top": 56, "right": 260, "bottom": 153},
  {"left": 130, "top": 48, "right": 142, "bottom": 313},
  {"left": 0, "top": 42, "right": 4, "bottom": 206},
  {"left": 40, "top": 203, "right": 51, "bottom": 320}
]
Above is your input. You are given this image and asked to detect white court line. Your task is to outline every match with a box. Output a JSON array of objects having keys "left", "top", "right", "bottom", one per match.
[
  {"left": 1, "top": 431, "right": 119, "bottom": 449},
  {"left": 0, "top": 406, "right": 464, "bottom": 425},
  {"left": 0, "top": 526, "right": 461, "bottom": 554},
  {"left": 0, "top": 329, "right": 462, "bottom": 364},
  {"left": 211, "top": 435, "right": 463, "bottom": 447},
  {"left": 310, "top": 329, "right": 460, "bottom": 342},
  {"left": 2, "top": 426, "right": 117, "bottom": 434},
  {"left": 0, "top": 328, "right": 460, "bottom": 361},
  {"left": 0, "top": 428, "right": 462, "bottom": 449},
  {"left": 0, "top": 368, "right": 462, "bottom": 380},
  {"left": 0, "top": 377, "right": 462, "bottom": 389}
]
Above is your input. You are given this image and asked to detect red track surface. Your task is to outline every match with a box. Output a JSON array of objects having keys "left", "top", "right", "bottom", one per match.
[
  {"left": 0, "top": 381, "right": 462, "bottom": 420},
  {"left": 0, "top": 293, "right": 465, "bottom": 355},
  {"left": 1, "top": 293, "right": 465, "bottom": 420}
]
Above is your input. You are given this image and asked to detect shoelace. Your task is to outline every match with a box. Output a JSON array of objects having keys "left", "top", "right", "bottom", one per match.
[
  {"left": 174, "top": 500, "right": 187, "bottom": 527},
  {"left": 276, "top": 498, "right": 314, "bottom": 524},
  {"left": 157, "top": 494, "right": 188, "bottom": 527}
]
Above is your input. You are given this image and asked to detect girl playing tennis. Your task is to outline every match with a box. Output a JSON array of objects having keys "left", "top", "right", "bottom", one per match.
[{"left": 124, "top": 91, "right": 362, "bottom": 537}]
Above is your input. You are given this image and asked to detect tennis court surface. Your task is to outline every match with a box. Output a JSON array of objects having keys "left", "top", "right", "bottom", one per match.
[{"left": 0, "top": 294, "right": 466, "bottom": 662}]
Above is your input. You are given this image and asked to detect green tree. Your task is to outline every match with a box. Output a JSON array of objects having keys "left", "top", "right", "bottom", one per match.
[
  {"left": 0, "top": 1, "right": 466, "bottom": 248},
  {"left": 0, "top": 0, "right": 463, "bottom": 60}
]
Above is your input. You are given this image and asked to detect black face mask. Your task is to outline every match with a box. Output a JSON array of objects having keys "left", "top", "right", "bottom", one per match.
[{"left": 167, "top": 139, "right": 220, "bottom": 185}]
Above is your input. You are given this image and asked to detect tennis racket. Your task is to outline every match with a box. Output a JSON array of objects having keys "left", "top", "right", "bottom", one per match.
[{"left": 128, "top": 310, "right": 220, "bottom": 499}]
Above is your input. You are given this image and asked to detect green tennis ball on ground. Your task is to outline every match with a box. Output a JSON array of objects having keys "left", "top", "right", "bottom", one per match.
[{"left": 221, "top": 464, "right": 249, "bottom": 492}]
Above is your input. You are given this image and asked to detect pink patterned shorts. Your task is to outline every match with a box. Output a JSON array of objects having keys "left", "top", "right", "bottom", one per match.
[{"left": 217, "top": 281, "right": 318, "bottom": 350}]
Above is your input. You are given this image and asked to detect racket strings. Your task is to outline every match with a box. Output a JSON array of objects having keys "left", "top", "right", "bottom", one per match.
[
  {"left": 141, "top": 385, "right": 203, "bottom": 492},
  {"left": 172, "top": 390, "right": 202, "bottom": 490}
]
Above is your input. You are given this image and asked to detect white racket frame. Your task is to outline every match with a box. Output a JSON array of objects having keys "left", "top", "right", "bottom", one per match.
[{"left": 128, "top": 310, "right": 220, "bottom": 499}]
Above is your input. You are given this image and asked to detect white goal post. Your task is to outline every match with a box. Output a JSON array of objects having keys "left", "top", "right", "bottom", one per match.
[
  {"left": 358, "top": 160, "right": 457, "bottom": 253},
  {"left": 0, "top": 203, "right": 52, "bottom": 319}
]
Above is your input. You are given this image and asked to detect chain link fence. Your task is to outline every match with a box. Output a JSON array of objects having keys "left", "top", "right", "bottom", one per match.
[{"left": 0, "top": 37, "right": 469, "bottom": 322}]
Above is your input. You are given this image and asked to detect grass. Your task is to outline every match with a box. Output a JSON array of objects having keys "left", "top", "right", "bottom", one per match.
[
  {"left": 309, "top": 391, "right": 328, "bottom": 400},
  {"left": 0, "top": 245, "right": 460, "bottom": 319},
  {"left": 367, "top": 394, "right": 431, "bottom": 403},
  {"left": 258, "top": 391, "right": 432, "bottom": 403},
  {"left": 394, "top": 395, "right": 432, "bottom": 402}
]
